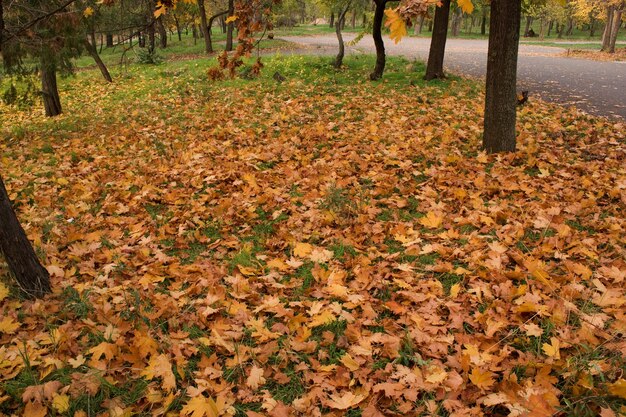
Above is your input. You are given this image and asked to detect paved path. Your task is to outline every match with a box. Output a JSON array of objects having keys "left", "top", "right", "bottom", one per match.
[{"left": 281, "top": 35, "right": 626, "bottom": 119}]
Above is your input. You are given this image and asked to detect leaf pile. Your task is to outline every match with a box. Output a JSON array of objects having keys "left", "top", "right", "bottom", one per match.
[{"left": 1, "top": 57, "right": 625, "bottom": 417}]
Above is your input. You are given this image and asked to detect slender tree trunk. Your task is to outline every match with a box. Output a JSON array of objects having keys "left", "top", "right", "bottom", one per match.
[
  {"left": 370, "top": 0, "right": 386, "bottom": 80},
  {"left": 0, "top": 179, "right": 51, "bottom": 299},
  {"left": 226, "top": 0, "right": 234, "bottom": 51},
  {"left": 558, "top": 22, "right": 564, "bottom": 38},
  {"left": 329, "top": 11, "right": 335, "bottom": 28},
  {"left": 481, "top": 7, "right": 487, "bottom": 35},
  {"left": 362, "top": 13, "right": 367, "bottom": 27},
  {"left": 483, "top": 0, "right": 521, "bottom": 153},
  {"left": 524, "top": 15, "right": 532, "bottom": 37},
  {"left": 589, "top": 16, "right": 595, "bottom": 37},
  {"left": 451, "top": 7, "right": 462, "bottom": 36},
  {"left": 0, "top": 0, "right": 4, "bottom": 51},
  {"left": 139, "top": 31, "right": 146, "bottom": 47},
  {"left": 351, "top": 9, "right": 356, "bottom": 29},
  {"left": 148, "top": 22, "right": 156, "bottom": 53},
  {"left": 157, "top": 17, "right": 167, "bottom": 48},
  {"left": 601, "top": 6, "right": 614, "bottom": 51},
  {"left": 40, "top": 55, "right": 62, "bottom": 117},
  {"left": 85, "top": 36, "right": 112, "bottom": 82},
  {"left": 425, "top": 0, "right": 451, "bottom": 80},
  {"left": 415, "top": 14, "right": 425, "bottom": 34},
  {"left": 208, "top": 11, "right": 228, "bottom": 53},
  {"left": 608, "top": 9, "right": 623, "bottom": 53},
  {"left": 334, "top": 4, "right": 351, "bottom": 68},
  {"left": 174, "top": 16, "right": 182, "bottom": 41},
  {"left": 547, "top": 20, "right": 554, "bottom": 37},
  {"left": 565, "top": 17, "right": 574, "bottom": 36},
  {"left": 428, "top": 17, "right": 434, "bottom": 31},
  {"left": 197, "top": 0, "right": 211, "bottom": 53}
]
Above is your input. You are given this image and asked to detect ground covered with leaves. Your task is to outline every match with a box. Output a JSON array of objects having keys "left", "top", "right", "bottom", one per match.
[{"left": 1, "top": 55, "right": 625, "bottom": 417}]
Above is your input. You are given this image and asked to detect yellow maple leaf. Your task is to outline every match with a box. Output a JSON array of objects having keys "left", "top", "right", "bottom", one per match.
[
  {"left": 457, "top": 0, "right": 474, "bottom": 14},
  {"left": 52, "top": 394, "right": 70, "bottom": 413},
  {"left": 384, "top": 9, "right": 407, "bottom": 44},
  {"left": 542, "top": 337, "right": 561, "bottom": 359},
  {"left": 83, "top": 6, "right": 94, "bottom": 17},
  {"left": 88, "top": 342, "right": 117, "bottom": 361},
  {"left": 294, "top": 242, "right": 313, "bottom": 257},
  {"left": 0, "top": 317, "right": 20, "bottom": 334},
  {"left": 469, "top": 368, "right": 495, "bottom": 390},
  {"left": 419, "top": 211, "right": 443, "bottom": 228},
  {"left": 608, "top": 379, "right": 626, "bottom": 399},
  {"left": 154, "top": 1, "right": 167, "bottom": 18},
  {"left": 0, "top": 282, "right": 9, "bottom": 301},
  {"left": 180, "top": 396, "right": 220, "bottom": 417},
  {"left": 142, "top": 354, "right": 177, "bottom": 391}
]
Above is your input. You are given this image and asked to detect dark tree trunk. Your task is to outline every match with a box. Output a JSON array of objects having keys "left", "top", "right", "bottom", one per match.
[
  {"left": 362, "top": 13, "right": 367, "bottom": 27},
  {"left": 106, "top": 32, "right": 113, "bottom": 47},
  {"left": 483, "top": 0, "right": 521, "bottom": 153},
  {"left": 157, "top": 17, "right": 167, "bottom": 48},
  {"left": 589, "top": 16, "right": 595, "bottom": 37},
  {"left": 481, "top": 7, "right": 487, "bottom": 35},
  {"left": 208, "top": 10, "right": 228, "bottom": 53},
  {"left": 334, "top": 4, "right": 351, "bottom": 68},
  {"left": 148, "top": 22, "right": 156, "bottom": 53},
  {"left": 428, "top": 17, "right": 434, "bottom": 32},
  {"left": 174, "top": 16, "right": 182, "bottom": 41},
  {"left": 138, "top": 31, "right": 146, "bottom": 48},
  {"left": 524, "top": 15, "right": 532, "bottom": 37},
  {"left": 85, "top": 35, "right": 112, "bottom": 83},
  {"left": 424, "top": 0, "right": 451, "bottom": 80},
  {"left": 40, "top": 56, "right": 62, "bottom": 117},
  {"left": 220, "top": 16, "right": 226, "bottom": 33},
  {"left": 0, "top": 176, "right": 51, "bottom": 299},
  {"left": 226, "top": 0, "right": 234, "bottom": 51},
  {"left": 351, "top": 9, "right": 356, "bottom": 29},
  {"left": 198, "top": 0, "right": 211, "bottom": 53},
  {"left": 129, "top": 31, "right": 133, "bottom": 47},
  {"left": 369, "top": 0, "right": 386, "bottom": 80},
  {"left": 330, "top": 11, "right": 335, "bottom": 28},
  {"left": 0, "top": 0, "right": 4, "bottom": 50}
]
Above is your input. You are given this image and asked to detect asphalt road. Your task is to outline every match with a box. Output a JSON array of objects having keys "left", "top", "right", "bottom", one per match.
[{"left": 281, "top": 34, "right": 626, "bottom": 119}]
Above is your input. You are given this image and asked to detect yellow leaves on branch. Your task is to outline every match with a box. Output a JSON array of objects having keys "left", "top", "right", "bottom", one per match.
[
  {"left": 384, "top": 9, "right": 408, "bottom": 44},
  {"left": 457, "top": 0, "right": 474, "bottom": 14},
  {"left": 225, "top": 15, "right": 238, "bottom": 24}
]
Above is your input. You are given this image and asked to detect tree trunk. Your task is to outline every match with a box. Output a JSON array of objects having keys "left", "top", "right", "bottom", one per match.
[
  {"left": 362, "top": 13, "right": 367, "bottom": 27},
  {"left": 139, "top": 31, "right": 146, "bottom": 48},
  {"left": 0, "top": 176, "right": 51, "bottom": 298},
  {"left": 40, "top": 56, "right": 62, "bottom": 117},
  {"left": 601, "top": 6, "right": 614, "bottom": 51},
  {"left": 0, "top": 0, "right": 4, "bottom": 51},
  {"left": 481, "top": 7, "right": 487, "bottom": 35},
  {"left": 451, "top": 7, "right": 462, "bottom": 36},
  {"left": 208, "top": 11, "right": 229, "bottom": 53},
  {"left": 351, "top": 9, "right": 356, "bottom": 29},
  {"left": 174, "top": 16, "right": 182, "bottom": 41},
  {"left": 425, "top": 0, "right": 451, "bottom": 80},
  {"left": 415, "top": 14, "right": 425, "bottom": 34},
  {"left": 608, "top": 9, "right": 623, "bottom": 53},
  {"left": 226, "top": 0, "right": 234, "bottom": 51},
  {"left": 370, "top": 0, "right": 386, "bottom": 80},
  {"left": 148, "top": 22, "right": 156, "bottom": 53},
  {"left": 547, "top": 20, "right": 554, "bottom": 37},
  {"left": 84, "top": 36, "right": 112, "bottom": 82},
  {"left": 157, "top": 17, "right": 167, "bottom": 48},
  {"left": 106, "top": 32, "right": 113, "bottom": 47},
  {"left": 330, "top": 11, "right": 335, "bottom": 28},
  {"left": 524, "top": 15, "right": 532, "bottom": 37},
  {"left": 198, "top": 0, "right": 211, "bottom": 53},
  {"left": 428, "top": 17, "right": 434, "bottom": 31},
  {"left": 334, "top": 4, "right": 351, "bottom": 68},
  {"left": 589, "top": 16, "right": 595, "bottom": 37},
  {"left": 483, "top": 0, "right": 521, "bottom": 153},
  {"left": 565, "top": 17, "right": 574, "bottom": 36}
]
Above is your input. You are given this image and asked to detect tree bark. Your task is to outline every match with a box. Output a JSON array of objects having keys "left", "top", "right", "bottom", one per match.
[
  {"left": 84, "top": 36, "right": 112, "bottom": 82},
  {"left": 451, "top": 7, "right": 462, "bottom": 36},
  {"left": 524, "top": 15, "right": 532, "bottom": 37},
  {"left": 334, "top": 3, "right": 351, "bottom": 68},
  {"left": 589, "top": 16, "right": 595, "bottom": 37},
  {"left": 208, "top": 10, "right": 229, "bottom": 53},
  {"left": 565, "top": 17, "right": 574, "bottom": 36},
  {"left": 40, "top": 55, "right": 62, "bottom": 117},
  {"left": 415, "top": 14, "right": 425, "bottom": 34},
  {"left": 547, "top": 20, "right": 554, "bottom": 37},
  {"left": 424, "top": 0, "right": 451, "bottom": 80},
  {"left": 481, "top": 7, "right": 487, "bottom": 35},
  {"left": 330, "top": 11, "right": 335, "bottom": 28},
  {"left": 608, "top": 9, "right": 623, "bottom": 53},
  {"left": 174, "top": 15, "right": 182, "bottom": 41},
  {"left": 369, "top": 0, "right": 386, "bottom": 80},
  {"left": 0, "top": 0, "right": 5, "bottom": 51},
  {"left": 351, "top": 9, "right": 356, "bottom": 29},
  {"left": 157, "top": 16, "right": 167, "bottom": 48},
  {"left": 483, "top": 0, "right": 521, "bottom": 153},
  {"left": 147, "top": 21, "right": 156, "bottom": 53},
  {"left": 106, "top": 32, "right": 113, "bottom": 47},
  {"left": 601, "top": 6, "right": 614, "bottom": 51},
  {"left": 226, "top": 0, "right": 234, "bottom": 51},
  {"left": 197, "top": 0, "right": 211, "bottom": 53},
  {"left": 0, "top": 176, "right": 51, "bottom": 298}
]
